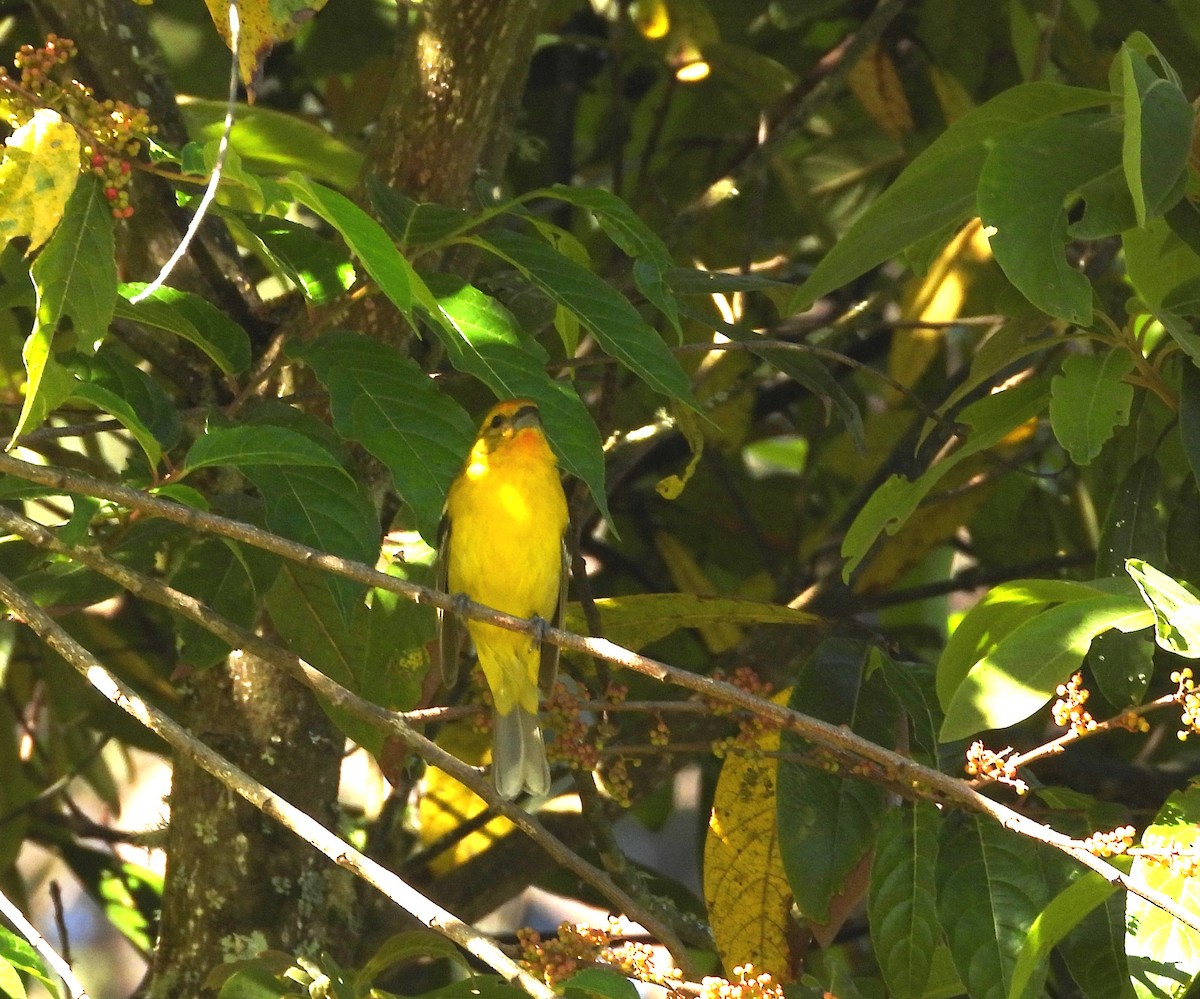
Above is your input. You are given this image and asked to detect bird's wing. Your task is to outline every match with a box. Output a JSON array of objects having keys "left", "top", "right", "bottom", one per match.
[
  {"left": 435, "top": 513, "right": 465, "bottom": 687},
  {"left": 538, "top": 538, "right": 569, "bottom": 696}
]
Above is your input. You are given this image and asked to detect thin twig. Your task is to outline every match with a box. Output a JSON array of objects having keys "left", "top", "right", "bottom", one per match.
[
  {"left": 0, "top": 453, "right": 1197, "bottom": 931},
  {"left": 0, "top": 571, "right": 556, "bottom": 999},
  {"left": 129, "top": 0, "right": 240, "bottom": 303},
  {"left": 0, "top": 885, "right": 90, "bottom": 999}
]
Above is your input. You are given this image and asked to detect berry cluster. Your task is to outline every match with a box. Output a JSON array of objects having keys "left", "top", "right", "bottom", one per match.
[
  {"left": 1, "top": 34, "right": 153, "bottom": 218},
  {"left": 710, "top": 667, "right": 777, "bottom": 760},
  {"left": 964, "top": 740, "right": 1028, "bottom": 794},
  {"left": 1172, "top": 668, "right": 1200, "bottom": 740},
  {"left": 544, "top": 680, "right": 617, "bottom": 772},
  {"left": 517, "top": 918, "right": 682, "bottom": 991},
  {"left": 1139, "top": 832, "right": 1200, "bottom": 878},
  {"left": 1052, "top": 672, "right": 1097, "bottom": 735},
  {"left": 696, "top": 965, "right": 786, "bottom": 999},
  {"left": 1082, "top": 825, "right": 1136, "bottom": 857}
]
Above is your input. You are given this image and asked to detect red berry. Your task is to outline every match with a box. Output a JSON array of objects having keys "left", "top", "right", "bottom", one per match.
[
  {"left": 91, "top": 153, "right": 105, "bottom": 168},
  {"left": 104, "top": 187, "right": 118, "bottom": 200},
  {"left": 120, "top": 161, "right": 130, "bottom": 175}
]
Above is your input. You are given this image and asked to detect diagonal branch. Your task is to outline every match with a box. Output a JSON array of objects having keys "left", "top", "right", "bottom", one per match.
[
  {"left": 0, "top": 504, "right": 697, "bottom": 966},
  {"left": 0, "top": 569, "right": 557, "bottom": 999},
  {"left": 0, "top": 885, "right": 90, "bottom": 999},
  {"left": 0, "top": 452, "right": 1197, "bottom": 932}
]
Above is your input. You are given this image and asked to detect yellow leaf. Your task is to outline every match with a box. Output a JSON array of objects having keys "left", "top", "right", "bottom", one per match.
[
  {"left": 204, "top": 0, "right": 330, "bottom": 96},
  {"left": 704, "top": 689, "right": 794, "bottom": 980},
  {"left": 0, "top": 109, "right": 81, "bottom": 252},
  {"left": 889, "top": 218, "right": 993, "bottom": 392},
  {"left": 418, "top": 722, "right": 515, "bottom": 875},
  {"left": 563, "top": 593, "right": 822, "bottom": 654},
  {"left": 656, "top": 404, "right": 705, "bottom": 500},
  {"left": 847, "top": 42, "right": 913, "bottom": 142},
  {"left": 928, "top": 65, "right": 975, "bottom": 124},
  {"left": 631, "top": 0, "right": 670, "bottom": 39}
]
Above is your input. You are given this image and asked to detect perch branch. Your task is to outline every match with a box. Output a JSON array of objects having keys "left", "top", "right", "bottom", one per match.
[
  {"left": 0, "top": 570, "right": 557, "bottom": 999},
  {"left": 0, "top": 453, "right": 1196, "bottom": 931},
  {"left": 0, "top": 884, "right": 90, "bottom": 999},
  {"left": 0, "top": 504, "right": 696, "bottom": 966}
]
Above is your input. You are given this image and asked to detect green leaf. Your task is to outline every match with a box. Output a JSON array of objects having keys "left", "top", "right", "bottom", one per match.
[
  {"left": 287, "top": 329, "right": 474, "bottom": 542},
  {"left": 936, "top": 817, "right": 1050, "bottom": 999},
  {"left": 778, "top": 639, "right": 896, "bottom": 922},
  {"left": 665, "top": 268, "right": 794, "bottom": 295},
  {"left": 230, "top": 216, "right": 356, "bottom": 304},
  {"left": 0, "top": 956, "right": 25, "bottom": 999},
  {"left": 1126, "top": 558, "right": 1200, "bottom": 659},
  {"left": 367, "top": 177, "right": 474, "bottom": 248},
  {"left": 267, "top": 562, "right": 430, "bottom": 753},
  {"left": 215, "top": 964, "right": 293, "bottom": 999},
  {"left": 185, "top": 425, "right": 350, "bottom": 475},
  {"left": 65, "top": 350, "right": 182, "bottom": 470},
  {"left": 69, "top": 380, "right": 162, "bottom": 470},
  {"left": 284, "top": 174, "right": 415, "bottom": 315},
  {"left": 1116, "top": 34, "right": 1193, "bottom": 227},
  {"left": 1091, "top": 457, "right": 1162, "bottom": 706},
  {"left": 843, "top": 377, "right": 1050, "bottom": 581},
  {"left": 171, "top": 538, "right": 279, "bottom": 670},
  {"left": 464, "top": 228, "right": 694, "bottom": 404},
  {"left": 179, "top": 98, "right": 362, "bottom": 190},
  {"left": 939, "top": 590, "right": 1152, "bottom": 741},
  {"left": 537, "top": 184, "right": 681, "bottom": 335},
  {"left": 787, "top": 82, "right": 1112, "bottom": 313},
  {"left": 1008, "top": 871, "right": 1120, "bottom": 999},
  {"left": 0, "top": 926, "right": 58, "bottom": 999},
  {"left": 869, "top": 802, "right": 948, "bottom": 999},
  {"left": 876, "top": 656, "right": 943, "bottom": 766},
  {"left": 355, "top": 930, "right": 469, "bottom": 988},
  {"left": 246, "top": 462, "right": 377, "bottom": 575},
  {"left": 563, "top": 968, "right": 640, "bottom": 999},
  {"left": 938, "top": 579, "right": 1138, "bottom": 710},
  {"left": 419, "top": 274, "right": 610, "bottom": 524},
  {"left": 1049, "top": 350, "right": 1135, "bottom": 465},
  {"left": 978, "top": 113, "right": 1121, "bottom": 324},
  {"left": 562, "top": 593, "right": 822, "bottom": 654},
  {"left": 1126, "top": 787, "right": 1200, "bottom": 999},
  {"left": 116, "top": 284, "right": 252, "bottom": 374},
  {"left": 14, "top": 175, "right": 116, "bottom": 441},
  {"left": 1181, "top": 363, "right": 1200, "bottom": 489},
  {"left": 30, "top": 174, "right": 116, "bottom": 353}
]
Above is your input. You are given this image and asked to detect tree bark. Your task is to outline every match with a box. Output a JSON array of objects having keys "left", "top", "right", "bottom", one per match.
[{"left": 146, "top": 655, "right": 345, "bottom": 999}]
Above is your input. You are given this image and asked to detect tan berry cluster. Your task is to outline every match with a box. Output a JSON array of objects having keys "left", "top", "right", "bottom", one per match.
[
  {"left": 1138, "top": 832, "right": 1200, "bottom": 878},
  {"left": 1113, "top": 709, "right": 1150, "bottom": 734},
  {"left": 1052, "top": 673, "right": 1097, "bottom": 735},
  {"left": 1, "top": 34, "right": 154, "bottom": 218},
  {"left": 1083, "top": 825, "right": 1136, "bottom": 857},
  {"left": 544, "top": 680, "right": 618, "bottom": 772},
  {"left": 518, "top": 918, "right": 682, "bottom": 992},
  {"left": 964, "top": 741, "right": 1028, "bottom": 794},
  {"left": 695, "top": 964, "right": 786, "bottom": 999},
  {"left": 710, "top": 667, "right": 777, "bottom": 760},
  {"left": 1172, "top": 669, "right": 1200, "bottom": 740}
]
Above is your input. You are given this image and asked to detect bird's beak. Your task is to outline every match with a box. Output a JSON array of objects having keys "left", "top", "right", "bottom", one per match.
[{"left": 511, "top": 405, "right": 542, "bottom": 432}]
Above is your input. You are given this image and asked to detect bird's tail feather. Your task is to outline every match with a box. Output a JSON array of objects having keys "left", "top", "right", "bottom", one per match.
[{"left": 492, "top": 706, "right": 550, "bottom": 798}]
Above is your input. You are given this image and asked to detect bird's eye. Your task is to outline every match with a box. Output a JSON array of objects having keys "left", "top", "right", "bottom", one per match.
[{"left": 489, "top": 414, "right": 506, "bottom": 430}]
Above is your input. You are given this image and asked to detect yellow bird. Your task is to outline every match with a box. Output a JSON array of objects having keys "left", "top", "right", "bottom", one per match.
[{"left": 437, "top": 398, "right": 569, "bottom": 798}]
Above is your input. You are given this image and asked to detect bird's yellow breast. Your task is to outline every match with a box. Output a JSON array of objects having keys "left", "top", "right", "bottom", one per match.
[{"left": 445, "top": 426, "right": 567, "bottom": 620}]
